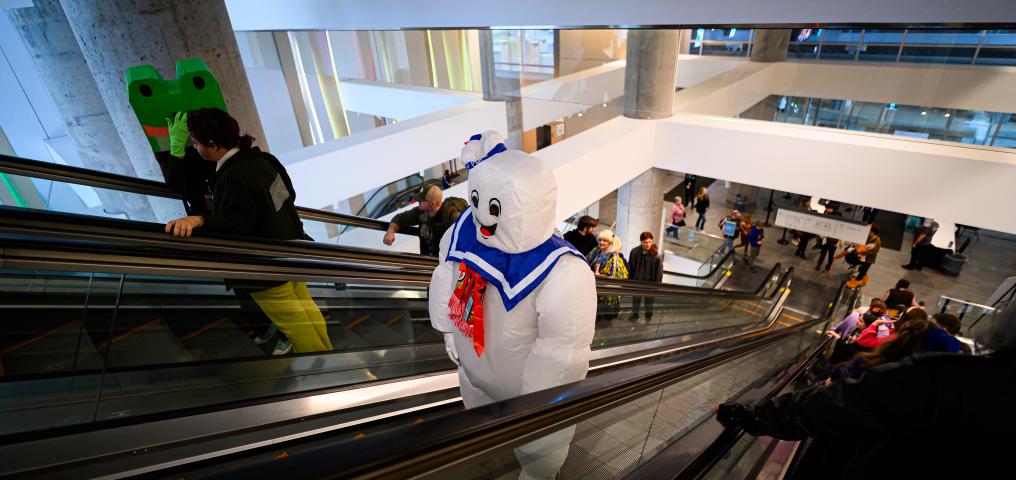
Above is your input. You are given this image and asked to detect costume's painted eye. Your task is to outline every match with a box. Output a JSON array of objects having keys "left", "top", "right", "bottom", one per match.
[
  {"left": 192, "top": 76, "right": 206, "bottom": 89},
  {"left": 139, "top": 84, "right": 153, "bottom": 97},
  {"left": 470, "top": 190, "right": 479, "bottom": 209},
  {"left": 489, "top": 198, "right": 501, "bottom": 217}
]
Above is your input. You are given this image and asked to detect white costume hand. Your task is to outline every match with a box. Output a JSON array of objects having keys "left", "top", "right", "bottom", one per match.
[{"left": 443, "top": 332, "right": 460, "bottom": 367}]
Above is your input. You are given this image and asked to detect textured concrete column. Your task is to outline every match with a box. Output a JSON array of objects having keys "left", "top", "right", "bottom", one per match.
[
  {"left": 617, "top": 31, "right": 676, "bottom": 254},
  {"left": 8, "top": 0, "right": 158, "bottom": 221},
  {"left": 623, "top": 30, "right": 678, "bottom": 120},
  {"left": 616, "top": 168, "right": 666, "bottom": 261},
  {"left": 478, "top": 30, "right": 524, "bottom": 150},
  {"left": 59, "top": 0, "right": 267, "bottom": 184},
  {"left": 750, "top": 29, "right": 791, "bottom": 63}
]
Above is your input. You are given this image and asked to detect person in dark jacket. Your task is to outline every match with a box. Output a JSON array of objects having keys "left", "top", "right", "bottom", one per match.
[
  {"left": 164, "top": 108, "right": 332, "bottom": 355},
  {"left": 563, "top": 215, "right": 599, "bottom": 256},
  {"left": 716, "top": 303, "right": 1016, "bottom": 480},
  {"left": 383, "top": 185, "right": 466, "bottom": 257},
  {"left": 628, "top": 232, "right": 663, "bottom": 322}
]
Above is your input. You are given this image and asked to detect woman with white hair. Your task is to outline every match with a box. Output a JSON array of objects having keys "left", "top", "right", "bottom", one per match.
[{"left": 585, "top": 229, "right": 628, "bottom": 323}]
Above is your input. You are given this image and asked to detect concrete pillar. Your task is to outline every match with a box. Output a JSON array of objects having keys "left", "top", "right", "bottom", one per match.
[
  {"left": 7, "top": 0, "right": 158, "bottom": 221},
  {"left": 616, "top": 168, "right": 666, "bottom": 260},
  {"left": 750, "top": 29, "right": 791, "bottom": 63},
  {"left": 616, "top": 31, "right": 677, "bottom": 254},
  {"left": 478, "top": 30, "right": 524, "bottom": 150},
  {"left": 623, "top": 30, "right": 678, "bottom": 120},
  {"left": 58, "top": 0, "right": 267, "bottom": 184}
]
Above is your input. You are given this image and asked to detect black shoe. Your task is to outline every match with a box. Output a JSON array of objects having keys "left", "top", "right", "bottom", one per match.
[{"left": 902, "top": 264, "right": 916, "bottom": 270}]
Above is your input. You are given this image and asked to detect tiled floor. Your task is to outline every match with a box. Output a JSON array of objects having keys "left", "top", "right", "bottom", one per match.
[{"left": 668, "top": 179, "right": 1016, "bottom": 315}]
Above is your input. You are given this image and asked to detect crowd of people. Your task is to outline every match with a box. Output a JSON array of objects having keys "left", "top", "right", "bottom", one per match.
[{"left": 716, "top": 277, "right": 1010, "bottom": 479}]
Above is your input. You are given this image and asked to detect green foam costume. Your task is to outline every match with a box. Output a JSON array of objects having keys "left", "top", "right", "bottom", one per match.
[{"left": 125, "top": 57, "right": 226, "bottom": 153}]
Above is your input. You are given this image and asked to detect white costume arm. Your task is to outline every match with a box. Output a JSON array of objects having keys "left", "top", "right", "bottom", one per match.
[
  {"left": 429, "top": 227, "right": 460, "bottom": 365},
  {"left": 521, "top": 256, "right": 597, "bottom": 395}
]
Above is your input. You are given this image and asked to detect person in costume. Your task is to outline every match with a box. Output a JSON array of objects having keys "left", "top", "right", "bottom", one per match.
[
  {"left": 428, "top": 131, "right": 596, "bottom": 480},
  {"left": 586, "top": 229, "right": 628, "bottom": 323}
]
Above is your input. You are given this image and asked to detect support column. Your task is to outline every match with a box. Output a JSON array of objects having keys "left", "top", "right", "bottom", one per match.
[
  {"left": 478, "top": 30, "right": 523, "bottom": 150},
  {"left": 58, "top": 0, "right": 267, "bottom": 186},
  {"left": 750, "top": 29, "right": 792, "bottom": 63},
  {"left": 8, "top": 0, "right": 158, "bottom": 221},
  {"left": 616, "top": 30, "right": 677, "bottom": 254}
]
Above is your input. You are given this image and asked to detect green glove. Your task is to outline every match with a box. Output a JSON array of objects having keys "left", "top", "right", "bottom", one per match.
[{"left": 166, "top": 111, "right": 189, "bottom": 158}]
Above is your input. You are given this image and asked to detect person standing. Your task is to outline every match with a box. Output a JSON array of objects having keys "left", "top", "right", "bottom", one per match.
[
  {"left": 719, "top": 210, "right": 741, "bottom": 253},
  {"left": 747, "top": 221, "right": 765, "bottom": 272},
  {"left": 563, "top": 215, "right": 599, "bottom": 256},
  {"left": 384, "top": 185, "right": 466, "bottom": 257},
  {"left": 903, "top": 218, "right": 939, "bottom": 271},
  {"left": 628, "top": 232, "right": 664, "bottom": 322},
  {"left": 693, "top": 187, "right": 710, "bottom": 231},
  {"left": 682, "top": 174, "right": 698, "bottom": 205},
  {"left": 586, "top": 230, "right": 628, "bottom": 323},
  {"left": 883, "top": 278, "right": 920, "bottom": 313},
  {"left": 164, "top": 108, "right": 332, "bottom": 355},
  {"left": 666, "top": 198, "right": 686, "bottom": 238},
  {"left": 846, "top": 225, "right": 881, "bottom": 288},
  {"left": 815, "top": 235, "right": 840, "bottom": 272}
]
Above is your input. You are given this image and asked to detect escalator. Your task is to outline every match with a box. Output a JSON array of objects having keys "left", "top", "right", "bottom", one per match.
[
  {"left": 0, "top": 200, "right": 798, "bottom": 476},
  {"left": 0, "top": 153, "right": 848, "bottom": 478}
]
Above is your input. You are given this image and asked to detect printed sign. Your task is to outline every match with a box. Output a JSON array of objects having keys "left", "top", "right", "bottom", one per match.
[{"left": 774, "top": 208, "right": 870, "bottom": 244}]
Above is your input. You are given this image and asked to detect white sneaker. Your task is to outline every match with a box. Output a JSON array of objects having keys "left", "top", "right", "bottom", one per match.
[{"left": 272, "top": 338, "right": 293, "bottom": 355}]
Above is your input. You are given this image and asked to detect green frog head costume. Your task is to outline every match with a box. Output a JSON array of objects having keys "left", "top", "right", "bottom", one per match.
[{"left": 125, "top": 57, "right": 226, "bottom": 153}]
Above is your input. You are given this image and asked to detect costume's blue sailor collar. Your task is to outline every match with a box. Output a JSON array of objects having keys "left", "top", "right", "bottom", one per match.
[{"left": 445, "top": 208, "right": 585, "bottom": 311}]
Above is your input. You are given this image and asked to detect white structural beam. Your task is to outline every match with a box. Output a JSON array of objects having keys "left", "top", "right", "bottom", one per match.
[
  {"left": 337, "top": 80, "right": 480, "bottom": 120},
  {"left": 656, "top": 113, "right": 1016, "bottom": 234},
  {"left": 227, "top": 0, "right": 1016, "bottom": 31},
  {"left": 769, "top": 62, "right": 1016, "bottom": 114},
  {"left": 282, "top": 100, "right": 506, "bottom": 209}
]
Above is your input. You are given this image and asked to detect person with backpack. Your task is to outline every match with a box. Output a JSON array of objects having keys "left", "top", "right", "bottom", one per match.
[
  {"left": 384, "top": 185, "right": 466, "bottom": 257},
  {"left": 719, "top": 210, "right": 741, "bottom": 254},
  {"left": 164, "top": 108, "right": 332, "bottom": 355}
]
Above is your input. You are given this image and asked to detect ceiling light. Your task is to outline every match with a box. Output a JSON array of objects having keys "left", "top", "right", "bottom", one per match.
[
  {"left": 578, "top": 112, "right": 584, "bottom": 117},
  {"left": 944, "top": 113, "right": 951, "bottom": 118},
  {"left": 921, "top": 111, "right": 927, "bottom": 115}
]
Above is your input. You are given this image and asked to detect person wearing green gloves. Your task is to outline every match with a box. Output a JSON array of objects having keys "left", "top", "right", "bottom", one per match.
[{"left": 164, "top": 108, "right": 333, "bottom": 355}]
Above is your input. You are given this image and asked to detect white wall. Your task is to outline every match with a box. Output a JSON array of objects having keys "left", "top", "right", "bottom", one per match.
[
  {"left": 282, "top": 100, "right": 507, "bottom": 209},
  {"left": 245, "top": 66, "right": 305, "bottom": 154},
  {"left": 0, "top": 15, "right": 62, "bottom": 162},
  {"left": 655, "top": 113, "right": 1016, "bottom": 234},
  {"left": 227, "top": 0, "right": 1016, "bottom": 31},
  {"left": 769, "top": 62, "right": 1016, "bottom": 115},
  {"left": 338, "top": 80, "right": 479, "bottom": 120}
]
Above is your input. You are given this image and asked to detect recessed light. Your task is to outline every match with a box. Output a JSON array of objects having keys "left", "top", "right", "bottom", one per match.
[
  {"left": 944, "top": 113, "right": 951, "bottom": 118},
  {"left": 921, "top": 111, "right": 927, "bottom": 115}
]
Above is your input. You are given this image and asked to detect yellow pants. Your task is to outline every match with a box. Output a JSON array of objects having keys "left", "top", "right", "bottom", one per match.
[{"left": 250, "top": 282, "right": 333, "bottom": 353}]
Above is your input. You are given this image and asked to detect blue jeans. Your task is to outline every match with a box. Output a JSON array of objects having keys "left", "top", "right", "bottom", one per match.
[
  {"left": 695, "top": 213, "right": 706, "bottom": 230},
  {"left": 724, "top": 237, "right": 735, "bottom": 253}
]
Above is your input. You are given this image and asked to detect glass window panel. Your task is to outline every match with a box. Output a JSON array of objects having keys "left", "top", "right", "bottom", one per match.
[
  {"left": 818, "top": 43, "right": 857, "bottom": 61},
  {"left": 857, "top": 44, "right": 901, "bottom": 62},
  {"left": 975, "top": 47, "right": 1016, "bottom": 66},
  {"left": 983, "top": 30, "right": 1016, "bottom": 46},
  {"left": 790, "top": 28, "right": 822, "bottom": 43},
  {"left": 822, "top": 29, "right": 863, "bottom": 43},
  {"left": 861, "top": 29, "right": 906, "bottom": 44},
  {"left": 700, "top": 42, "right": 749, "bottom": 57},
  {"left": 699, "top": 28, "right": 751, "bottom": 42},
  {"left": 905, "top": 29, "right": 984, "bottom": 45},
  {"left": 899, "top": 46, "right": 976, "bottom": 64},
  {"left": 787, "top": 43, "right": 820, "bottom": 60}
]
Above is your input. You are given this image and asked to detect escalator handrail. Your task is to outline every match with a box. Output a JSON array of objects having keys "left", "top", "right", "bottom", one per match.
[
  {"left": 0, "top": 206, "right": 783, "bottom": 300},
  {"left": 660, "top": 281, "right": 858, "bottom": 480},
  {"left": 0, "top": 153, "right": 418, "bottom": 235},
  {"left": 2, "top": 154, "right": 733, "bottom": 283},
  {"left": 215, "top": 269, "right": 798, "bottom": 480}
]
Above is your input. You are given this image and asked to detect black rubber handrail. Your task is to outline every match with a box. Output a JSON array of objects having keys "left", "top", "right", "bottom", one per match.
[
  {"left": 153, "top": 270, "right": 797, "bottom": 480},
  {"left": 0, "top": 153, "right": 415, "bottom": 234},
  {"left": 1, "top": 154, "right": 734, "bottom": 282},
  {"left": 0, "top": 206, "right": 780, "bottom": 300}
]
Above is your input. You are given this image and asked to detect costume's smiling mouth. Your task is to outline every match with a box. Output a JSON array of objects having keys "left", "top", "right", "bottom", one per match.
[{"left": 479, "top": 222, "right": 498, "bottom": 237}]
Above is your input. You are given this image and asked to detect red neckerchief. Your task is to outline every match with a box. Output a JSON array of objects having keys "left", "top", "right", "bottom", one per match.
[{"left": 448, "top": 262, "right": 487, "bottom": 356}]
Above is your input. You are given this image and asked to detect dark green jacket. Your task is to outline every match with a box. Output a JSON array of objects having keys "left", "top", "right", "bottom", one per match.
[
  {"left": 202, "top": 147, "right": 307, "bottom": 241},
  {"left": 392, "top": 197, "right": 466, "bottom": 256}
]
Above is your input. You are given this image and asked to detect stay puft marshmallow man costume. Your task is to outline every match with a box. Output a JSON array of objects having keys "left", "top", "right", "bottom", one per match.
[{"left": 429, "top": 131, "right": 596, "bottom": 480}]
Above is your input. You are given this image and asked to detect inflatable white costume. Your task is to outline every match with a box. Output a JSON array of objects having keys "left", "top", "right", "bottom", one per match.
[{"left": 429, "top": 131, "right": 597, "bottom": 479}]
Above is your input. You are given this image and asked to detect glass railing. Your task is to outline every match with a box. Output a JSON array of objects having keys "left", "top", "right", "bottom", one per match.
[{"left": 0, "top": 222, "right": 787, "bottom": 437}]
